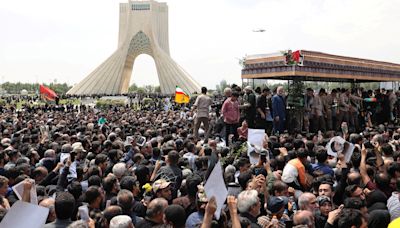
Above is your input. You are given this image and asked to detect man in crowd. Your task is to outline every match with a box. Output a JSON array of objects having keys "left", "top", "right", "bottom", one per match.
[
  {"left": 0, "top": 85, "right": 398, "bottom": 228},
  {"left": 193, "top": 87, "right": 212, "bottom": 142},
  {"left": 272, "top": 86, "right": 286, "bottom": 134},
  {"left": 242, "top": 86, "right": 257, "bottom": 128},
  {"left": 255, "top": 88, "right": 271, "bottom": 132},
  {"left": 44, "top": 192, "right": 75, "bottom": 228},
  {"left": 221, "top": 91, "right": 240, "bottom": 146}
]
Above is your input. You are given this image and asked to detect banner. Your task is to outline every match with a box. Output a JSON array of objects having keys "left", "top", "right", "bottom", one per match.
[
  {"left": 39, "top": 85, "right": 57, "bottom": 101},
  {"left": 175, "top": 86, "right": 190, "bottom": 104}
]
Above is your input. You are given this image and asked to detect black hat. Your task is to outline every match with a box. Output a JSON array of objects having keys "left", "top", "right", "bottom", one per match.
[{"left": 267, "top": 196, "right": 287, "bottom": 214}]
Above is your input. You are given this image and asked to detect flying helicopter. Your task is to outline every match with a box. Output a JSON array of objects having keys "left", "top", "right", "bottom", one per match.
[{"left": 252, "top": 28, "right": 266, "bottom": 32}]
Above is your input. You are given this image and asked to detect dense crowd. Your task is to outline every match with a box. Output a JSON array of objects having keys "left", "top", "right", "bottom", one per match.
[{"left": 0, "top": 84, "right": 400, "bottom": 228}]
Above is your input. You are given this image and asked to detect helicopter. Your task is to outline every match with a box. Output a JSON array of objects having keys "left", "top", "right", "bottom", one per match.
[{"left": 252, "top": 28, "right": 266, "bottom": 32}]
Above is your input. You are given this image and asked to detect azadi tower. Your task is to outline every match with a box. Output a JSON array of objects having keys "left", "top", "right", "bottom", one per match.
[{"left": 67, "top": 0, "right": 201, "bottom": 95}]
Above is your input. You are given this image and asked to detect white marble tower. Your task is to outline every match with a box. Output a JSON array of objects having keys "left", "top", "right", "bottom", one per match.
[{"left": 67, "top": 0, "right": 201, "bottom": 95}]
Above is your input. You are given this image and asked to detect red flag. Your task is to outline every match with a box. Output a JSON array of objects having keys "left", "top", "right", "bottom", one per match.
[
  {"left": 292, "top": 50, "right": 301, "bottom": 62},
  {"left": 40, "top": 85, "right": 58, "bottom": 101}
]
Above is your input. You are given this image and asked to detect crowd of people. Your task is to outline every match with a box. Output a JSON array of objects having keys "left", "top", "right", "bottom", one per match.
[{"left": 0, "top": 84, "right": 399, "bottom": 228}]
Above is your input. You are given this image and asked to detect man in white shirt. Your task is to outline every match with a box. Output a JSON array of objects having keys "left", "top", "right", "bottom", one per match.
[{"left": 193, "top": 87, "right": 212, "bottom": 142}]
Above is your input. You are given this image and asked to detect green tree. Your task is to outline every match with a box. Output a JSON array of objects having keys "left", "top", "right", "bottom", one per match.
[
  {"left": 145, "top": 85, "right": 154, "bottom": 93},
  {"left": 216, "top": 80, "right": 230, "bottom": 93},
  {"left": 128, "top": 83, "right": 139, "bottom": 92},
  {"left": 136, "top": 88, "right": 145, "bottom": 94},
  {"left": 47, "top": 82, "right": 71, "bottom": 94},
  {"left": 1, "top": 82, "right": 71, "bottom": 95}
]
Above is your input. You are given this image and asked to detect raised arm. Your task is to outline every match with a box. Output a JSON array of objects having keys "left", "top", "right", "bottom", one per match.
[
  {"left": 227, "top": 196, "right": 241, "bottom": 228},
  {"left": 374, "top": 143, "right": 385, "bottom": 173},
  {"left": 360, "top": 144, "right": 371, "bottom": 185},
  {"left": 201, "top": 197, "right": 217, "bottom": 228}
]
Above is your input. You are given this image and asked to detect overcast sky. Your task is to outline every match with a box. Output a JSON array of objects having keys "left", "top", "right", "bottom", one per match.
[{"left": 0, "top": 0, "right": 399, "bottom": 89}]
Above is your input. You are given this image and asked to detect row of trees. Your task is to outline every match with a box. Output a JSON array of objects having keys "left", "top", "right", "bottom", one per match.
[
  {"left": 128, "top": 83, "right": 161, "bottom": 93},
  {"left": 0, "top": 82, "right": 163, "bottom": 95},
  {"left": 0, "top": 82, "right": 72, "bottom": 95}
]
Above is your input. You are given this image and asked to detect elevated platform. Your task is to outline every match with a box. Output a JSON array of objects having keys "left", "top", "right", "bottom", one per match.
[{"left": 241, "top": 50, "right": 400, "bottom": 82}]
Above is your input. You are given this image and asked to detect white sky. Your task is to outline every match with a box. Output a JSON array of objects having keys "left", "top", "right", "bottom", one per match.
[{"left": 0, "top": 0, "right": 399, "bottom": 89}]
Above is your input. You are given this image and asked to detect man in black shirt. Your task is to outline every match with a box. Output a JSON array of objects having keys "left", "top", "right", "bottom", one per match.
[
  {"left": 136, "top": 198, "right": 168, "bottom": 228},
  {"left": 154, "top": 151, "right": 182, "bottom": 199},
  {"left": 256, "top": 88, "right": 271, "bottom": 132}
]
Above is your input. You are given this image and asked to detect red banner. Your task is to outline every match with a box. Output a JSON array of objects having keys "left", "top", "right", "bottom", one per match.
[{"left": 39, "top": 85, "right": 58, "bottom": 101}]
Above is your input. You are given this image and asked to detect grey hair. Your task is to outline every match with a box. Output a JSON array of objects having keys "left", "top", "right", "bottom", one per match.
[
  {"left": 112, "top": 163, "right": 127, "bottom": 178},
  {"left": 298, "top": 193, "right": 314, "bottom": 210},
  {"left": 67, "top": 220, "right": 89, "bottom": 228},
  {"left": 44, "top": 149, "right": 55, "bottom": 158},
  {"left": 237, "top": 190, "right": 259, "bottom": 213},
  {"left": 224, "top": 87, "right": 232, "bottom": 95},
  {"left": 109, "top": 215, "right": 132, "bottom": 228}
]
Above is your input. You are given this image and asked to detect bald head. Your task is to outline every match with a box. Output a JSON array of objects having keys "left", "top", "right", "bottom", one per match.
[
  {"left": 40, "top": 197, "right": 55, "bottom": 208},
  {"left": 347, "top": 171, "right": 361, "bottom": 185},
  {"left": 224, "top": 87, "right": 232, "bottom": 97},
  {"left": 277, "top": 86, "right": 284, "bottom": 95},
  {"left": 103, "top": 205, "right": 123, "bottom": 225},
  {"left": 44, "top": 149, "right": 56, "bottom": 159},
  {"left": 293, "top": 210, "right": 314, "bottom": 227},
  {"left": 147, "top": 198, "right": 168, "bottom": 224},
  {"left": 39, "top": 198, "right": 56, "bottom": 223},
  {"left": 33, "top": 166, "right": 48, "bottom": 182},
  {"left": 298, "top": 192, "right": 317, "bottom": 212}
]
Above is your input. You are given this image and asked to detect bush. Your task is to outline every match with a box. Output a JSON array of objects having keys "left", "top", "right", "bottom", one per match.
[{"left": 143, "top": 98, "right": 153, "bottom": 105}]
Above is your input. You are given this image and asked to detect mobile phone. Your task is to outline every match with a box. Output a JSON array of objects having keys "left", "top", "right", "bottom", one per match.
[{"left": 260, "top": 154, "right": 266, "bottom": 163}]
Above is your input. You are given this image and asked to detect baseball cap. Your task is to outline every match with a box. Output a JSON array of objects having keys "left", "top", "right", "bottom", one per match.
[
  {"left": 71, "top": 142, "right": 86, "bottom": 153},
  {"left": 152, "top": 179, "right": 171, "bottom": 193},
  {"left": 268, "top": 196, "right": 288, "bottom": 214}
]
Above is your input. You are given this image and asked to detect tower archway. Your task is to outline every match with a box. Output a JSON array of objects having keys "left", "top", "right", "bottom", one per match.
[{"left": 67, "top": 0, "right": 200, "bottom": 95}]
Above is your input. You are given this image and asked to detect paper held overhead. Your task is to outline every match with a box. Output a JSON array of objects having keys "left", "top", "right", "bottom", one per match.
[
  {"left": 204, "top": 161, "right": 228, "bottom": 220},
  {"left": 247, "top": 129, "right": 267, "bottom": 164},
  {"left": 326, "top": 136, "right": 355, "bottom": 163},
  {"left": 0, "top": 201, "right": 49, "bottom": 228},
  {"left": 11, "top": 179, "right": 38, "bottom": 205}
]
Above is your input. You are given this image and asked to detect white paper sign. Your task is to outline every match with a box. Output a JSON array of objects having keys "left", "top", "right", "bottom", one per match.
[
  {"left": 12, "top": 179, "right": 38, "bottom": 205},
  {"left": 78, "top": 205, "right": 90, "bottom": 221},
  {"left": 0, "top": 201, "right": 49, "bottom": 228},
  {"left": 204, "top": 161, "right": 228, "bottom": 220},
  {"left": 247, "top": 129, "right": 266, "bottom": 164},
  {"left": 326, "top": 136, "right": 355, "bottom": 162}
]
